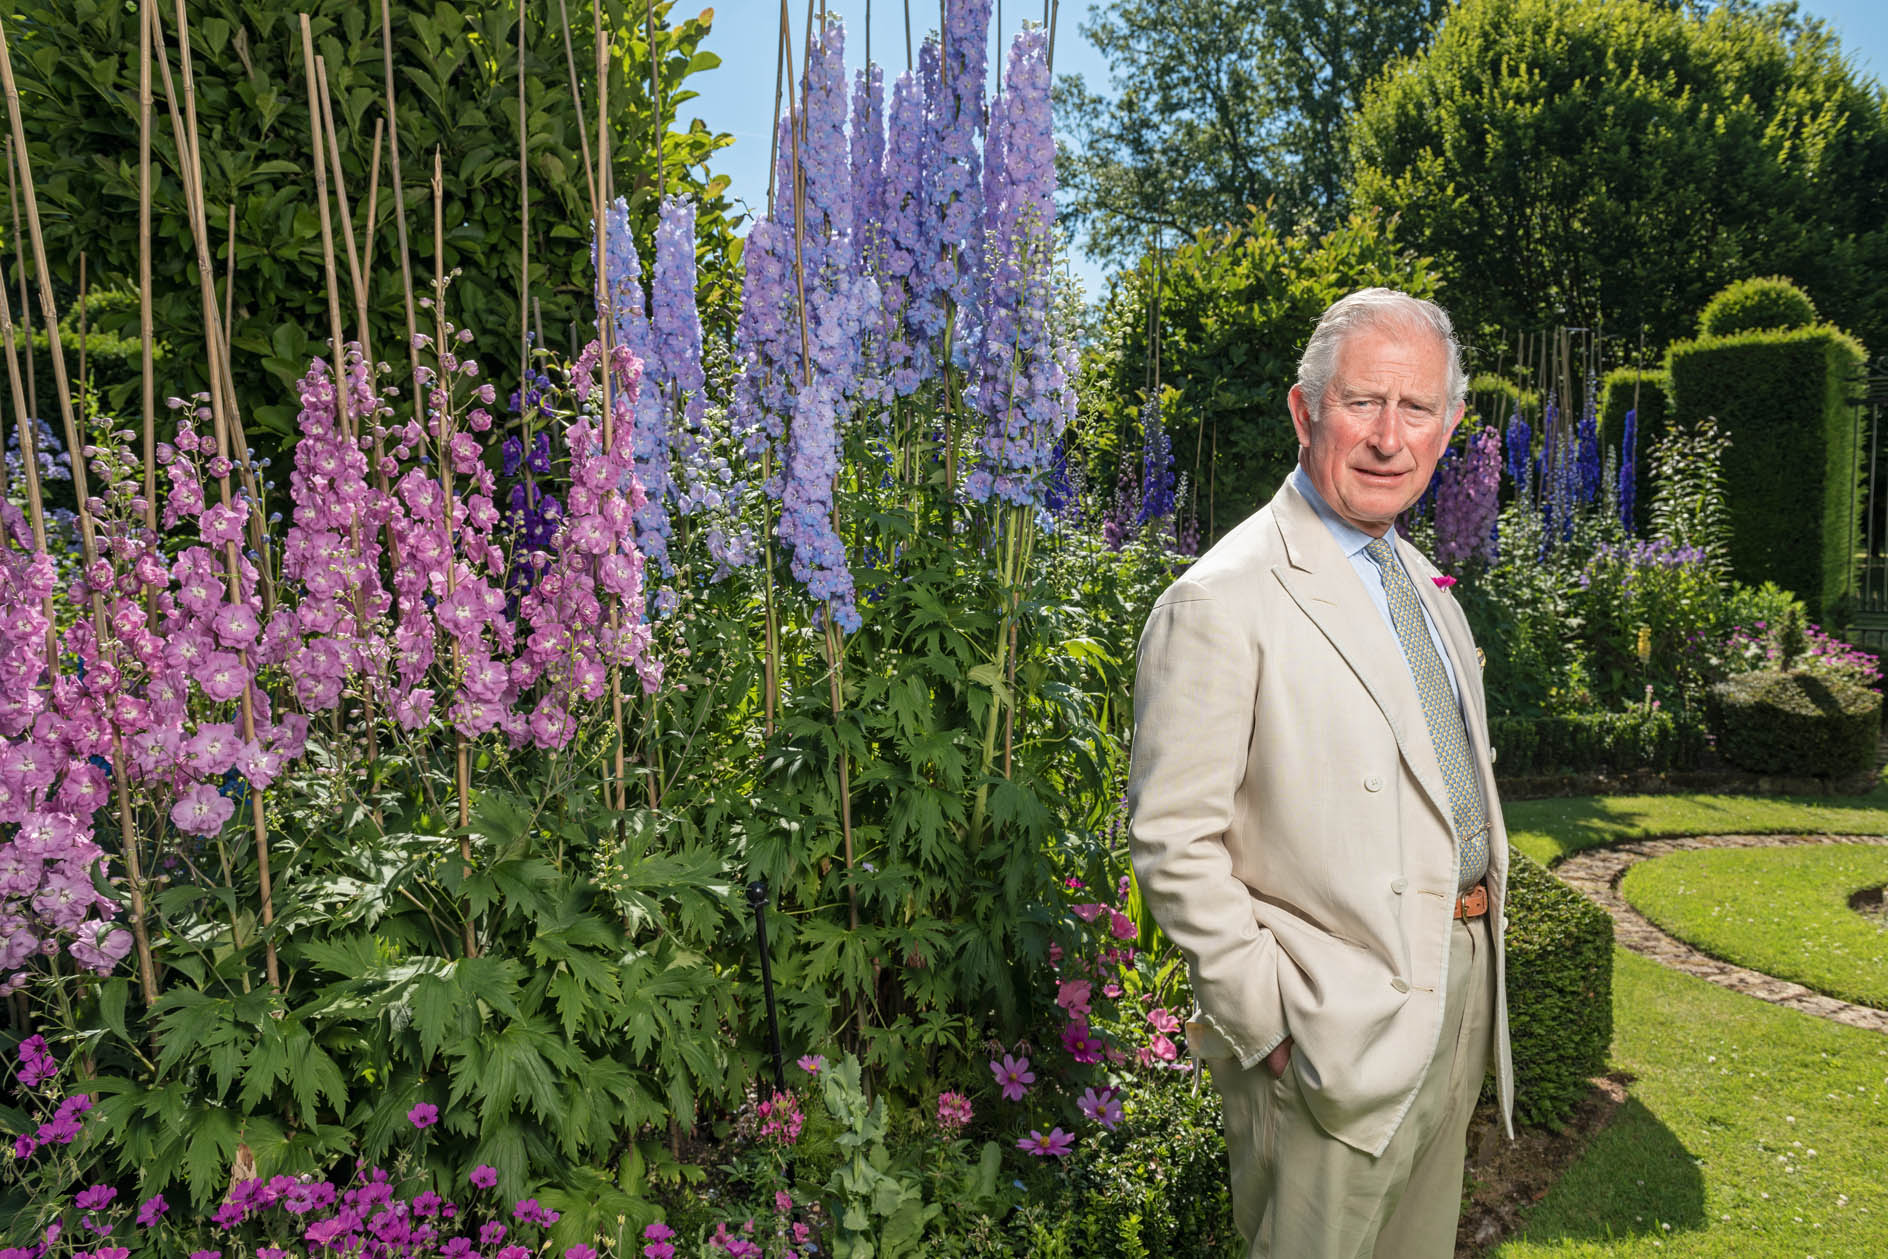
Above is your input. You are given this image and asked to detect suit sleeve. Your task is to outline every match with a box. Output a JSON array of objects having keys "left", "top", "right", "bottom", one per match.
[{"left": 1126, "top": 581, "right": 1288, "bottom": 1069}]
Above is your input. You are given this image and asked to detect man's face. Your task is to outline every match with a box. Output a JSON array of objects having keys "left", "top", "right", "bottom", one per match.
[{"left": 1287, "top": 324, "right": 1462, "bottom": 536}]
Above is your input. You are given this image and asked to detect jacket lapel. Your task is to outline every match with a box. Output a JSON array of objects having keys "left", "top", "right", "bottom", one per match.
[{"left": 1267, "top": 480, "right": 1455, "bottom": 830}]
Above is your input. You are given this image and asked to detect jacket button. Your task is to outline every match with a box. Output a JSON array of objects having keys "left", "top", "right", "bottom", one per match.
[
  {"left": 1390, "top": 977, "right": 1410, "bottom": 993},
  {"left": 1364, "top": 774, "right": 1384, "bottom": 792},
  {"left": 1391, "top": 877, "right": 1408, "bottom": 894}
]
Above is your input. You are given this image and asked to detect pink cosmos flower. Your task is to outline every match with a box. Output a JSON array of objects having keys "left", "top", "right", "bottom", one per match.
[
  {"left": 796, "top": 1054, "right": 826, "bottom": 1074},
  {"left": 990, "top": 1053, "right": 1035, "bottom": 1102},
  {"left": 1147, "top": 1007, "right": 1181, "bottom": 1038},
  {"left": 1078, "top": 1086, "right": 1124, "bottom": 1131},
  {"left": 1017, "top": 1127, "right": 1075, "bottom": 1157},
  {"left": 1056, "top": 978, "right": 1092, "bottom": 1020},
  {"left": 1061, "top": 1020, "right": 1104, "bottom": 1065}
]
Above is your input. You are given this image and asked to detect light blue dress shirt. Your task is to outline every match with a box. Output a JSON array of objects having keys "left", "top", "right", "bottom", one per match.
[{"left": 1290, "top": 464, "right": 1463, "bottom": 703}]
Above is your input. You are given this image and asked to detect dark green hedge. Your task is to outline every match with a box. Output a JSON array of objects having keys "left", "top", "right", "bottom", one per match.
[
  {"left": 1500, "top": 850, "right": 1614, "bottom": 1129},
  {"left": 1666, "top": 325, "right": 1866, "bottom": 618},
  {"left": 1709, "top": 668, "right": 1882, "bottom": 777},
  {"left": 1468, "top": 371, "right": 1540, "bottom": 425},
  {"left": 1490, "top": 709, "right": 1707, "bottom": 778}
]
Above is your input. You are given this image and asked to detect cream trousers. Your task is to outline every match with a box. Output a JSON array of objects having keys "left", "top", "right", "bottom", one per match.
[{"left": 1207, "top": 914, "right": 1496, "bottom": 1259}]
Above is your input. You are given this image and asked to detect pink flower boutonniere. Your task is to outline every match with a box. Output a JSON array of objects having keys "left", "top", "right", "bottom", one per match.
[{"left": 1432, "top": 575, "right": 1458, "bottom": 589}]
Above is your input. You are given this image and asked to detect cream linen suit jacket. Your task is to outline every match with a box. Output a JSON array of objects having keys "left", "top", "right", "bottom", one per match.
[{"left": 1127, "top": 474, "right": 1515, "bottom": 1157}]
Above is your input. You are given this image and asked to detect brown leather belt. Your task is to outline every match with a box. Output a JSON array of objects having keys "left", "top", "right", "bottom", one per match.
[{"left": 1454, "top": 883, "right": 1488, "bottom": 920}]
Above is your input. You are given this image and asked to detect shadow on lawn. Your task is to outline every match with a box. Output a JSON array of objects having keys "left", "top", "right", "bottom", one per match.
[{"left": 1507, "top": 1096, "right": 1707, "bottom": 1248}]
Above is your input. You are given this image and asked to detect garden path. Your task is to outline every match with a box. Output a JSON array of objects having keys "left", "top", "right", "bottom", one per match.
[{"left": 1553, "top": 833, "right": 1888, "bottom": 1034}]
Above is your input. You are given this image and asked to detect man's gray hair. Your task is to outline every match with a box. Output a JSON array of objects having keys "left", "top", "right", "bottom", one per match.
[{"left": 1295, "top": 288, "right": 1468, "bottom": 422}]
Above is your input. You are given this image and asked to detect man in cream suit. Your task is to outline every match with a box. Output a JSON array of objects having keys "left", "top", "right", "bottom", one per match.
[{"left": 1128, "top": 289, "right": 1513, "bottom": 1258}]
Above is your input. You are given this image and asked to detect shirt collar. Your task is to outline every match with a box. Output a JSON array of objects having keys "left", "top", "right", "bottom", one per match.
[{"left": 1290, "top": 464, "right": 1382, "bottom": 561}]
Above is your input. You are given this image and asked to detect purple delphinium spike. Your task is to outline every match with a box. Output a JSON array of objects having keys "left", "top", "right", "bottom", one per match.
[
  {"left": 1434, "top": 426, "right": 1502, "bottom": 568},
  {"left": 1575, "top": 376, "right": 1601, "bottom": 506},
  {"left": 929, "top": 0, "right": 990, "bottom": 365},
  {"left": 654, "top": 196, "right": 729, "bottom": 517},
  {"left": 593, "top": 198, "right": 673, "bottom": 576},
  {"left": 1619, "top": 406, "right": 1639, "bottom": 530},
  {"left": 967, "top": 28, "right": 1065, "bottom": 507},
  {"left": 1135, "top": 395, "right": 1175, "bottom": 525},
  {"left": 1503, "top": 407, "right": 1532, "bottom": 498},
  {"left": 880, "top": 66, "right": 936, "bottom": 396}
]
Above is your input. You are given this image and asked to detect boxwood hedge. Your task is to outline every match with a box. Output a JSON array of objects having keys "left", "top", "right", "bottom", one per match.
[
  {"left": 1498, "top": 850, "right": 1614, "bottom": 1129},
  {"left": 1709, "top": 668, "right": 1882, "bottom": 778}
]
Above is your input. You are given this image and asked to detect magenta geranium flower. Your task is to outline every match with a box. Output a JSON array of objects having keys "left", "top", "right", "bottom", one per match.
[
  {"left": 407, "top": 1102, "right": 439, "bottom": 1129},
  {"left": 469, "top": 1165, "right": 498, "bottom": 1189},
  {"left": 1016, "top": 1126, "right": 1075, "bottom": 1157},
  {"left": 990, "top": 1053, "right": 1035, "bottom": 1101}
]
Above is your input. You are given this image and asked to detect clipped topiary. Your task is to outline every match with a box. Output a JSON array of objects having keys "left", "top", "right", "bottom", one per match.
[
  {"left": 1496, "top": 850, "right": 1614, "bottom": 1129},
  {"left": 1698, "top": 276, "right": 1819, "bottom": 338},
  {"left": 1709, "top": 669, "right": 1881, "bottom": 778}
]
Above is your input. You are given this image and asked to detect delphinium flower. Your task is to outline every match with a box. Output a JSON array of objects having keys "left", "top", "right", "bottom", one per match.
[
  {"left": 1101, "top": 459, "right": 1140, "bottom": 551},
  {"left": 877, "top": 65, "right": 937, "bottom": 397},
  {"left": 1503, "top": 407, "right": 1532, "bottom": 500},
  {"left": 1618, "top": 405, "right": 1639, "bottom": 530},
  {"left": 1433, "top": 426, "right": 1502, "bottom": 568},
  {"left": 925, "top": 0, "right": 992, "bottom": 364},
  {"left": 966, "top": 28, "right": 1066, "bottom": 508},
  {"left": 1575, "top": 377, "right": 1602, "bottom": 506},
  {"left": 850, "top": 61, "right": 886, "bottom": 281},
  {"left": 513, "top": 351, "right": 661, "bottom": 741},
  {"left": 653, "top": 196, "right": 727, "bottom": 520},
  {"left": 1134, "top": 394, "right": 1175, "bottom": 526},
  {"left": 595, "top": 198, "right": 677, "bottom": 582}
]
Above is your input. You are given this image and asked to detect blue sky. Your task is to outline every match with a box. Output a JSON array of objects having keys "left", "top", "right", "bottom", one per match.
[{"left": 689, "top": 0, "right": 1888, "bottom": 300}]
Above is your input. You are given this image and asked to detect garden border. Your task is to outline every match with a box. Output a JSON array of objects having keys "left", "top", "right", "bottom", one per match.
[{"left": 1553, "top": 833, "right": 1888, "bottom": 1034}]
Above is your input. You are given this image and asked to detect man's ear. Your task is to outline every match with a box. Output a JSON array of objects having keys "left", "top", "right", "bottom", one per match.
[{"left": 1288, "top": 384, "right": 1314, "bottom": 448}]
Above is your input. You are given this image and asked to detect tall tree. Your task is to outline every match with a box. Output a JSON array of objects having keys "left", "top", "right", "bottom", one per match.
[
  {"left": 1054, "top": 0, "right": 1447, "bottom": 267},
  {"left": 1350, "top": 0, "right": 1888, "bottom": 355}
]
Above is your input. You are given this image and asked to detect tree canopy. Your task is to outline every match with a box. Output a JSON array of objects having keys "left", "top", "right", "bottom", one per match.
[
  {"left": 1349, "top": 0, "right": 1888, "bottom": 356},
  {"left": 1054, "top": 0, "right": 1447, "bottom": 267}
]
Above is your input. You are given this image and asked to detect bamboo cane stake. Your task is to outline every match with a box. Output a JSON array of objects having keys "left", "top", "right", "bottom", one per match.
[
  {"left": 222, "top": 204, "right": 236, "bottom": 372},
  {"left": 316, "top": 55, "right": 374, "bottom": 368},
  {"left": 361, "top": 117, "right": 385, "bottom": 283},
  {"left": 556, "top": 0, "right": 598, "bottom": 215},
  {"left": 76, "top": 253, "right": 87, "bottom": 430},
  {"left": 0, "top": 259, "right": 45, "bottom": 553},
  {"left": 300, "top": 31, "right": 356, "bottom": 441},
  {"left": 6, "top": 140, "right": 35, "bottom": 428},
  {"left": 647, "top": 0, "right": 662, "bottom": 199},
  {"left": 518, "top": 7, "right": 529, "bottom": 378},
  {"left": 903, "top": 0, "right": 910, "bottom": 70},
  {"left": 378, "top": 0, "right": 422, "bottom": 413},
  {"left": 148, "top": 3, "right": 271, "bottom": 575},
  {"left": 152, "top": 0, "right": 279, "bottom": 991},
  {"left": 592, "top": 2, "right": 629, "bottom": 817}
]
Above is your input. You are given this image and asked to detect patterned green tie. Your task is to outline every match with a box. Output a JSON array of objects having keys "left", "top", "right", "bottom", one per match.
[{"left": 1362, "top": 536, "right": 1489, "bottom": 893}]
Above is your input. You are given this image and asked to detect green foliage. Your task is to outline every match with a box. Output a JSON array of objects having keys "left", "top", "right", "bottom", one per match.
[
  {"left": 1468, "top": 372, "right": 1540, "bottom": 426},
  {"left": 1708, "top": 669, "right": 1882, "bottom": 779},
  {"left": 6, "top": 0, "right": 739, "bottom": 442},
  {"left": 1489, "top": 709, "right": 1709, "bottom": 778},
  {"left": 1053, "top": 0, "right": 1448, "bottom": 265},
  {"left": 1499, "top": 850, "right": 1614, "bottom": 1129},
  {"left": 1665, "top": 326, "right": 1867, "bottom": 617},
  {"left": 1620, "top": 843, "right": 1888, "bottom": 1011},
  {"left": 1350, "top": 0, "right": 1888, "bottom": 356},
  {"left": 1644, "top": 416, "right": 1733, "bottom": 579},
  {"left": 1077, "top": 209, "right": 1440, "bottom": 542},
  {"left": 1698, "top": 275, "right": 1819, "bottom": 338}
]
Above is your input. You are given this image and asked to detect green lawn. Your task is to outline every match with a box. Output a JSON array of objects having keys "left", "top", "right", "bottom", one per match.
[
  {"left": 1502, "top": 784, "right": 1888, "bottom": 868},
  {"left": 1621, "top": 844, "right": 1888, "bottom": 1010},
  {"left": 1494, "top": 949, "right": 1888, "bottom": 1258}
]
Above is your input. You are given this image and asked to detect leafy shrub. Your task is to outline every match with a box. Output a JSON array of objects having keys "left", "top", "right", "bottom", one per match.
[
  {"left": 7, "top": 0, "right": 740, "bottom": 440},
  {"left": 1709, "top": 669, "right": 1882, "bottom": 778},
  {"left": 1076, "top": 209, "right": 1440, "bottom": 543},
  {"left": 1490, "top": 708, "right": 1709, "bottom": 778},
  {"left": 1468, "top": 372, "right": 1540, "bottom": 425},
  {"left": 1665, "top": 324, "right": 1866, "bottom": 617},
  {"left": 1499, "top": 850, "right": 1613, "bottom": 1129},
  {"left": 1573, "top": 535, "right": 1728, "bottom": 709},
  {"left": 1698, "top": 275, "right": 1819, "bottom": 338}
]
